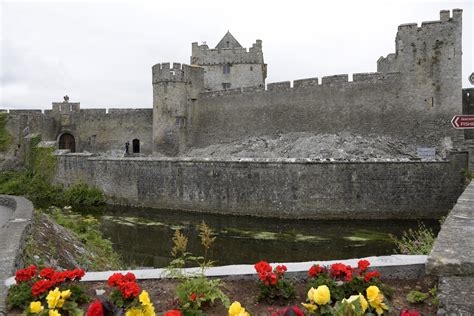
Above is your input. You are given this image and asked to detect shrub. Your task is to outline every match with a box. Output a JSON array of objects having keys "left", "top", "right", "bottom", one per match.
[
  {"left": 390, "top": 222, "right": 436, "bottom": 255},
  {"left": 254, "top": 261, "right": 295, "bottom": 302},
  {"left": 64, "top": 183, "right": 105, "bottom": 211},
  {"left": 7, "top": 265, "right": 88, "bottom": 314},
  {"left": 167, "top": 222, "right": 229, "bottom": 313}
]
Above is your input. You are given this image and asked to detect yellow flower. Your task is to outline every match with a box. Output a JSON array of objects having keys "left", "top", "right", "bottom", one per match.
[
  {"left": 46, "top": 288, "right": 62, "bottom": 309},
  {"left": 228, "top": 301, "right": 250, "bottom": 316},
  {"left": 29, "top": 301, "right": 44, "bottom": 314},
  {"left": 366, "top": 286, "right": 388, "bottom": 315},
  {"left": 139, "top": 290, "right": 151, "bottom": 306},
  {"left": 309, "top": 285, "right": 331, "bottom": 305},
  {"left": 366, "top": 285, "right": 380, "bottom": 301},
  {"left": 125, "top": 307, "right": 144, "bottom": 316},
  {"left": 302, "top": 303, "right": 317, "bottom": 313},
  {"left": 143, "top": 303, "right": 155, "bottom": 316},
  {"left": 49, "top": 310, "right": 61, "bottom": 316},
  {"left": 60, "top": 289, "right": 72, "bottom": 300}
]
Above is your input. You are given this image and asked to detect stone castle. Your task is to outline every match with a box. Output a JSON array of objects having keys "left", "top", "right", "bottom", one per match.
[{"left": 2, "top": 9, "right": 472, "bottom": 162}]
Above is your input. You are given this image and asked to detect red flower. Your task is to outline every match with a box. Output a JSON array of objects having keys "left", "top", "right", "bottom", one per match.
[
  {"left": 15, "top": 265, "right": 37, "bottom": 284},
  {"left": 123, "top": 272, "right": 136, "bottom": 282},
  {"left": 51, "top": 271, "right": 67, "bottom": 284},
  {"left": 39, "top": 268, "right": 55, "bottom": 279},
  {"left": 118, "top": 281, "right": 141, "bottom": 298},
  {"left": 364, "top": 270, "right": 381, "bottom": 282},
  {"left": 107, "top": 273, "right": 124, "bottom": 287},
  {"left": 86, "top": 299, "right": 104, "bottom": 316},
  {"left": 189, "top": 292, "right": 197, "bottom": 302},
  {"left": 308, "top": 264, "right": 323, "bottom": 278},
  {"left": 254, "top": 261, "right": 272, "bottom": 274},
  {"left": 282, "top": 306, "right": 305, "bottom": 316},
  {"left": 71, "top": 268, "right": 85, "bottom": 281},
  {"left": 163, "top": 311, "right": 181, "bottom": 316},
  {"left": 270, "top": 273, "right": 278, "bottom": 285},
  {"left": 401, "top": 310, "right": 421, "bottom": 316},
  {"left": 358, "top": 260, "right": 370, "bottom": 274},
  {"left": 258, "top": 271, "right": 268, "bottom": 281},
  {"left": 275, "top": 265, "right": 287, "bottom": 275},
  {"left": 330, "top": 263, "right": 354, "bottom": 281},
  {"left": 31, "top": 279, "right": 54, "bottom": 297}
]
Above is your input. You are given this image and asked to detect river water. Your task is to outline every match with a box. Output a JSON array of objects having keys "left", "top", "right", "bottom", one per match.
[{"left": 98, "top": 206, "right": 440, "bottom": 268}]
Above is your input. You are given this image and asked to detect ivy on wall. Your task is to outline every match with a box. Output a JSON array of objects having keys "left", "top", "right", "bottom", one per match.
[{"left": 0, "top": 113, "right": 13, "bottom": 152}]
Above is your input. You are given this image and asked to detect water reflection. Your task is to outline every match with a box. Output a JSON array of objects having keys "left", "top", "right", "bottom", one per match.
[{"left": 98, "top": 206, "right": 440, "bottom": 268}]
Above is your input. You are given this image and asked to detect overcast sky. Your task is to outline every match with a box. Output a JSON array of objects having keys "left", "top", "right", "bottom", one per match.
[{"left": 1, "top": 0, "right": 473, "bottom": 109}]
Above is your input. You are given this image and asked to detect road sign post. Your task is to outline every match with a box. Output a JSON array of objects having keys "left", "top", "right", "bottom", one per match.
[{"left": 451, "top": 115, "right": 474, "bottom": 129}]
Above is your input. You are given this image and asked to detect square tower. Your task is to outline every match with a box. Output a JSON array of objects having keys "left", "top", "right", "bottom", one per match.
[{"left": 191, "top": 32, "right": 267, "bottom": 91}]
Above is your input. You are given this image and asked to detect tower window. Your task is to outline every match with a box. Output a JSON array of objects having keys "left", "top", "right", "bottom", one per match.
[
  {"left": 222, "top": 83, "right": 231, "bottom": 90},
  {"left": 223, "top": 64, "right": 231, "bottom": 74},
  {"left": 226, "top": 41, "right": 230, "bottom": 48}
]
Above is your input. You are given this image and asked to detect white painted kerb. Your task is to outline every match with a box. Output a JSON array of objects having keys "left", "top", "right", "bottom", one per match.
[{"left": 4, "top": 255, "right": 427, "bottom": 287}]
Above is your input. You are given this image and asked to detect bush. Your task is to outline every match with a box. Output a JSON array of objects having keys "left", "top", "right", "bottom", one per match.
[
  {"left": 64, "top": 183, "right": 105, "bottom": 211},
  {"left": 390, "top": 222, "right": 436, "bottom": 255},
  {"left": 167, "top": 223, "right": 230, "bottom": 313}
]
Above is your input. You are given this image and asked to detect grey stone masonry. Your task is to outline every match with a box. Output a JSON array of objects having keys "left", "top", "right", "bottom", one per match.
[
  {"left": 427, "top": 181, "right": 474, "bottom": 315},
  {"left": 0, "top": 196, "right": 34, "bottom": 315},
  {"left": 427, "top": 181, "right": 474, "bottom": 276}
]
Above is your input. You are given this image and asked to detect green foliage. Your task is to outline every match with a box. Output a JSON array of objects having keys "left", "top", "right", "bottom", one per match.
[
  {"left": 0, "top": 112, "right": 12, "bottom": 152},
  {"left": 308, "top": 274, "right": 344, "bottom": 302},
  {"left": 64, "top": 183, "right": 105, "bottom": 211},
  {"left": 256, "top": 277, "right": 296, "bottom": 303},
  {"left": 167, "top": 223, "right": 229, "bottom": 313},
  {"left": 406, "top": 290, "right": 429, "bottom": 303},
  {"left": 175, "top": 276, "right": 230, "bottom": 312},
  {"left": 390, "top": 222, "right": 436, "bottom": 255},
  {"left": 43, "top": 206, "right": 123, "bottom": 270},
  {"left": 463, "top": 168, "right": 473, "bottom": 181},
  {"left": 334, "top": 297, "right": 365, "bottom": 316},
  {"left": 6, "top": 282, "right": 34, "bottom": 309}
]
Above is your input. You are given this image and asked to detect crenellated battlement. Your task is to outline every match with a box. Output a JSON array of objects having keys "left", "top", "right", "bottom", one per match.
[
  {"left": 152, "top": 62, "right": 204, "bottom": 84},
  {"left": 191, "top": 39, "right": 264, "bottom": 66},
  {"left": 379, "top": 9, "right": 462, "bottom": 75},
  {"left": 200, "top": 72, "right": 401, "bottom": 98}
]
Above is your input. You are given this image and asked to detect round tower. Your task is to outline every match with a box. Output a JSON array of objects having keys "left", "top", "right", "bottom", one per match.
[{"left": 152, "top": 62, "right": 204, "bottom": 156}]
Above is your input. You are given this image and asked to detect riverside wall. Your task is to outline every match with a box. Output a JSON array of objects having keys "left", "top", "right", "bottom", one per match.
[{"left": 53, "top": 151, "right": 468, "bottom": 219}]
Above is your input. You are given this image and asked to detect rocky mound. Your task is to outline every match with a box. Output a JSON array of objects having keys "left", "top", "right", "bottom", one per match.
[{"left": 185, "top": 132, "right": 425, "bottom": 160}]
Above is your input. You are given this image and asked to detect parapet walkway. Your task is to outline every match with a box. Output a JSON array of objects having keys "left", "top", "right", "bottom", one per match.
[
  {"left": 0, "top": 196, "right": 34, "bottom": 315},
  {"left": 427, "top": 181, "right": 474, "bottom": 315}
]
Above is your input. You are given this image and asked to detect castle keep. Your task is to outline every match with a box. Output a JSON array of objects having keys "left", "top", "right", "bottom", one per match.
[
  {"left": 1, "top": 9, "right": 472, "bottom": 219},
  {"left": 2, "top": 9, "right": 468, "bottom": 159}
]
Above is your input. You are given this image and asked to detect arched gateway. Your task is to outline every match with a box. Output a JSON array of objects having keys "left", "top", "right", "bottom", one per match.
[{"left": 58, "top": 133, "right": 76, "bottom": 153}]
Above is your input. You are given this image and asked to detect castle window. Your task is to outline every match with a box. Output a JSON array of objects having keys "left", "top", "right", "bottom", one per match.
[
  {"left": 132, "top": 139, "right": 140, "bottom": 153},
  {"left": 226, "top": 41, "right": 230, "bottom": 48},
  {"left": 222, "top": 83, "right": 231, "bottom": 90},
  {"left": 223, "top": 64, "right": 231, "bottom": 74},
  {"left": 250, "top": 66, "right": 253, "bottom": 71}
]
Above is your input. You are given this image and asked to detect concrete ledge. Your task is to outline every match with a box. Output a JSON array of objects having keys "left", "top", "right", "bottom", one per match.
[
  {"left": 5, "top": 255, "right": 426, "bottom": 286},
  {"left": 437, "top": 276, "right": 474, "bottom": 315},
  {"left": 0, "top": 195, "right": 34, "bottom": 314},
  {"left": 426, "top": 181, "right": 474, "bottom": 276}
]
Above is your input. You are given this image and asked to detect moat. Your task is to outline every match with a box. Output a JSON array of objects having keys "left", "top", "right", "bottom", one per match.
[{"left": 97, "top": 206, "right": 440, "bottom": 268}]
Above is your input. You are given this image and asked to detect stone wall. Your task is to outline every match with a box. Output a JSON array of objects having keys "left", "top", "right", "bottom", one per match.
[
  {"left": 189, "top": 72, "right": 460, "bottom": 150},
  {"left": 5, "top": 108, "right": 153, "bottom": 155},
  {"left": 54, "top": 152, "right": 467, "bottom": 219},
  {"left": 426, "top": 181, "right": 474, "bottom": 314},
  {"left": 0, "top": 196, "right": 34, "bottom": 314}
]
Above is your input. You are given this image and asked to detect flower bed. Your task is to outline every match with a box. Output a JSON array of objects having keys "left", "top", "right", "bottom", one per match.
[{"left": 7, "top": 263, "right": 438, "bottom": 315}]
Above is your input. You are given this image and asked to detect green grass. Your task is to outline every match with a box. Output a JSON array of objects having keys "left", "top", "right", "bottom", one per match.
[{"left": 41, "top": 207, "right": 124, "bottom": 270}]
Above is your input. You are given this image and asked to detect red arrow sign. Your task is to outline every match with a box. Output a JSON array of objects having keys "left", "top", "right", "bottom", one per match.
[{"left": 451, "top": 115, "right": 474, "bottom": 129}]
